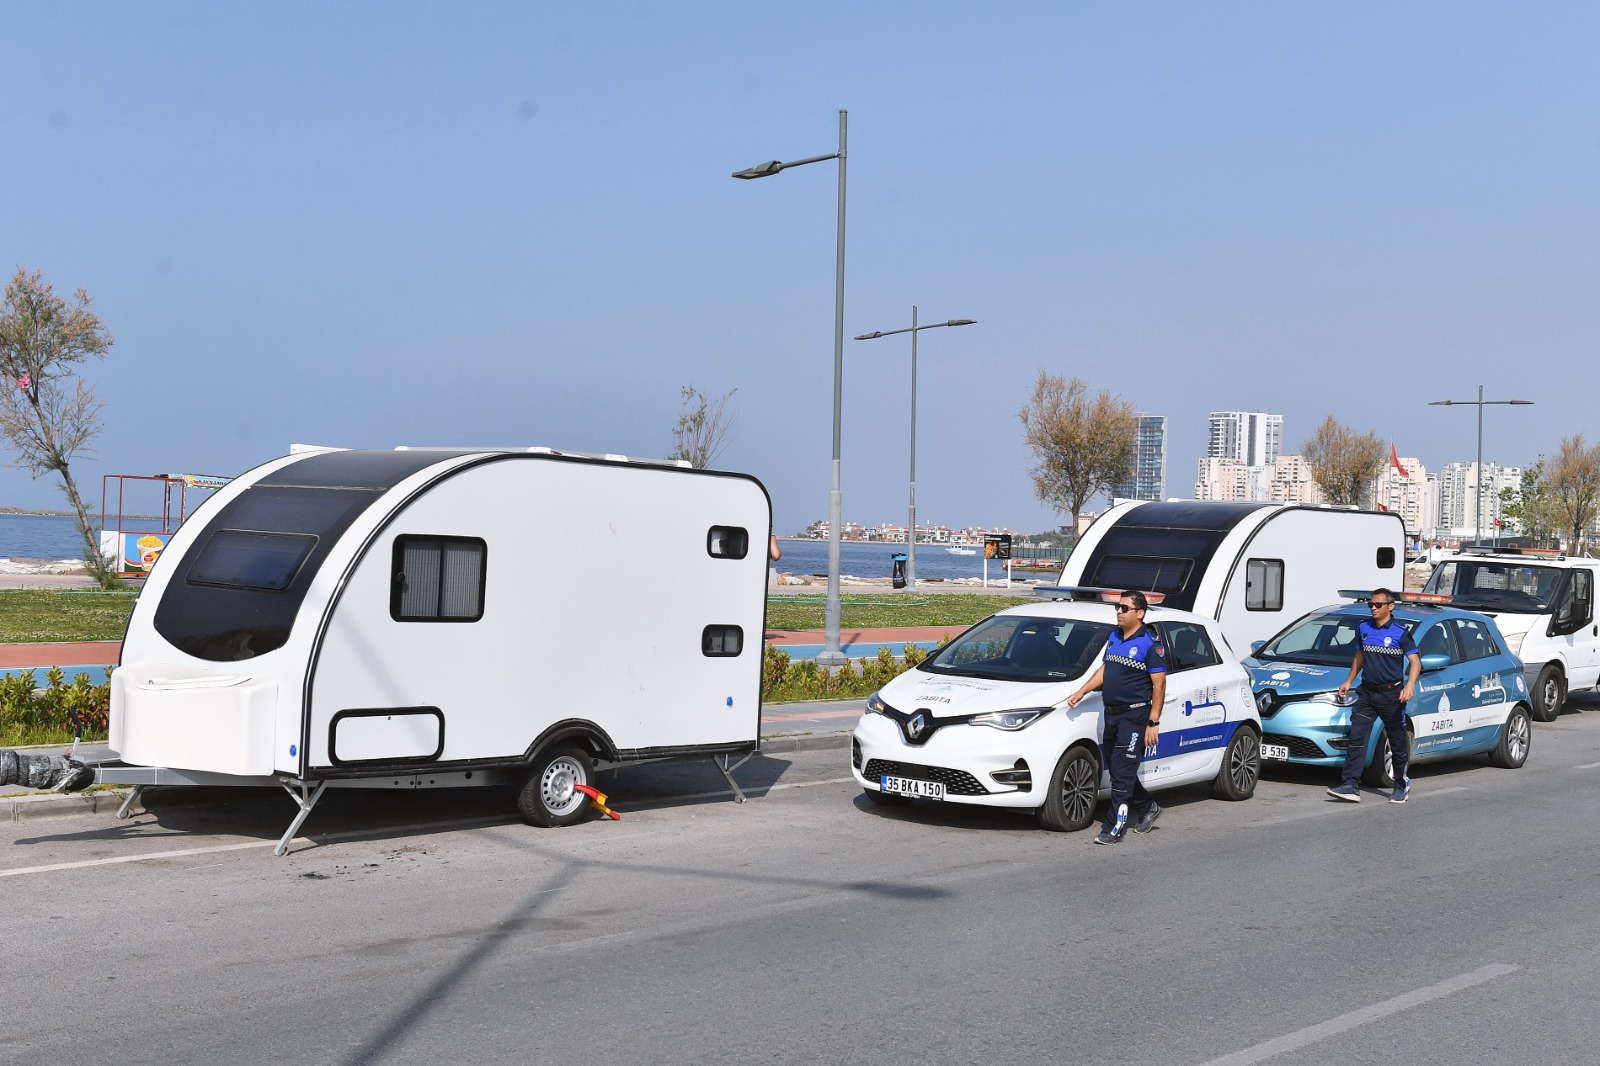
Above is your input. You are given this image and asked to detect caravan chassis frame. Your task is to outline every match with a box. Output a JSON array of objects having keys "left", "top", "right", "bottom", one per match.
[{"left": 94, "top": 748, "right": 758, "bottom": 857}]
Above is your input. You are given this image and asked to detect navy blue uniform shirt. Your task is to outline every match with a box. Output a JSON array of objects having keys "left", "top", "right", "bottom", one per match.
[
  {"left": 1101, "top": 624, "right": 1167, "bottom": 707},
  {"left": 1357, "top": 619, "right": 1417, "bottom": 686}
]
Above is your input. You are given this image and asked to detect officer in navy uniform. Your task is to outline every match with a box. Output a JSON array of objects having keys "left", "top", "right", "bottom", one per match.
[
  {"left": 1327, "top": 588, "right": 1421, "bottom": 804},
  {"left": 1067, "top": 590, "right": 1167, "bottom": 844}
]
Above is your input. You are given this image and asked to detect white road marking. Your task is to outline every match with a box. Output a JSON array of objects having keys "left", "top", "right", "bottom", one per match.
[
  {"left": 1194, "top": 963, "right": 1518, "bottom": 1066},
  {"left": 1575, "top": 761, "right": 1600, "bottom": 769},
  {"left": 664, "top": 775, "right": 858, "bottom": 804}
]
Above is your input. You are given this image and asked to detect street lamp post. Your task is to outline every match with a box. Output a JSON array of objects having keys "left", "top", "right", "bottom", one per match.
[
  {"left": 1429, "top": 385, "right": 1534, "bottom": 546},
  {"left": 734, "top": 110, "right": 849, "bottom": 667},
  {"left": 855, "top": 307, "right": 976, "bottom": 590}
]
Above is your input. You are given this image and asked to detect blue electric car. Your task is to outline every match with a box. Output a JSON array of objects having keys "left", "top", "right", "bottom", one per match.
[{"left": 1243, "top": 593, "right": 1532, "bottom": 788}]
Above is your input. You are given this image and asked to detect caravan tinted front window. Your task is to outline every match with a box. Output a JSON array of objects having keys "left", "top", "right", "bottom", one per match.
[{"left": 188, "top": 531, "right": 317, "bottom": 592}]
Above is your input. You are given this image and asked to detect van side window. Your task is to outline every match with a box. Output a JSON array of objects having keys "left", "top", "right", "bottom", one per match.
[
  {"left": 1156, "top": 622, "right": 1221, "bottom": 672},
  {"left": 702, "top": 625, "right": 744, "bottom": 656},
  {"left": 707, "top": 526, "right": 749, "bottom": 559},
  {"left": 392, "top": 536, "right": 487, "bottom": 622},
  {"left": 1245, "top": 558, "right": 1284, "bottom": 611}
]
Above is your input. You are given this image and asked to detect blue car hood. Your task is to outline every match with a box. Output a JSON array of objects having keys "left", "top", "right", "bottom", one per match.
[{"left": 1242, "top": 659, "right": 1348, "bottom": 698}]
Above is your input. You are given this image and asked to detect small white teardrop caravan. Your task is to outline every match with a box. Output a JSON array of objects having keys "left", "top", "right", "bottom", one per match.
[{"left": 105, "top": 446, "right": 770, "bottom": 852}]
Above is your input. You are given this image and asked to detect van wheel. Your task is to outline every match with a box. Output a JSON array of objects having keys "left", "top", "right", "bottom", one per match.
[
  {"left": 1361, "top": 727, "right": 1414, "bottom": 789},
  {"left": 1531, "top": 664, "right": 1565, "bottom": 722},
  {"left": 1036, "top": 746, "right": 1099, "bottom": 833},
  {"left": 1492, "top": 704, "right": 1533, "bottom": 768},
  {"left": 862, "top": 788, "right": 913, "bottom": 807},
  {"left": 516, "top": 745, "right": 595, "bottom": 827},
  {"left": 1211, "top": 726, "right": 1261, "bottom": 801}
]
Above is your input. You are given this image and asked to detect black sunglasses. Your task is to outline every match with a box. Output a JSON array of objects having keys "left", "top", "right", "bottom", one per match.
[
  {"left": 1369, "top": 600, "right": 1392, "bottom": 608},
  {"left": 1115, "top": 604, "right": 1141, "bottom": 613}
]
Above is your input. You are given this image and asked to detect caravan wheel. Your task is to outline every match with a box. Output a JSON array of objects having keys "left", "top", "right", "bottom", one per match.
[{"left": 517, "top": 745, "right": 595, "bottom": 827}]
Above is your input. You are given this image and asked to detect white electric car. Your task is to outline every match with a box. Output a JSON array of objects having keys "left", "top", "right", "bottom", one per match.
[{"left": 850, "top": 588, "right": 1263, "bottom": 832}]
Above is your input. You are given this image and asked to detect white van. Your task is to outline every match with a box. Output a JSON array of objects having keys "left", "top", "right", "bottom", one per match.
[
  {"left": 1055, "top": 501, "right": 1406, "bottom": 656},
  {"left": 1422, "top": 547, "right": 1598, "bottom": 720}
]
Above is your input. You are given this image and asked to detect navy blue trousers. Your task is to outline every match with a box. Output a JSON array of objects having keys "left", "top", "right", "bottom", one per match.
[
  {"left": 1101, "top": 706, "right": 1155, "bottom": 831},
  {"left": 1340, "top": 685, "right": 1410, "bottom": 788}
]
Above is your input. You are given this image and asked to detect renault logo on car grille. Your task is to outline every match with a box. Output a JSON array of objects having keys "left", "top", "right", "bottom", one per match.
[{"left": 905, "top": 712, "right": 927, "bottom": 741}]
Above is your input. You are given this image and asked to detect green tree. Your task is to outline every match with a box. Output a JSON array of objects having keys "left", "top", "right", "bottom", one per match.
[
  {"left": 669, "top": 384, "right": 737, "bottom": 469},
  {"left": 1499, "top": 460, "right": 1558, "bottom": 547},
  {"left": 1302, "top": 416, "right": 1385, "bottom": 507},
  {"left": 0, "top": 267, "right": 117, "bottom": 585},
  {"left": 1018, "top": 373, "right": 1136, "bottom": 534}
]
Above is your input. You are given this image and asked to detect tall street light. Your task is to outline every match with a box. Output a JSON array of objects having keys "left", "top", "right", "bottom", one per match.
[
  {"left": 734, "top": 110, "right": 849, "bottom": 667},
  {"left": 1429, "top": 385, "right": 1534, "bottom": 546},
  {"left": 855, "top": 307, "right": 976, "bottom": 590}
]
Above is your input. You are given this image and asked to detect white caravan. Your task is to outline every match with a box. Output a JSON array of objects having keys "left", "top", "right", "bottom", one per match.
[
  {"left": 1421, "top": 546, "right": 1599, "bottom": 720},
  {"left": 1053, "top": 501, "right": 1406, "bottom": 655},
  {"left": 104, "top": 446, "right": 770, "bottom": 852}
]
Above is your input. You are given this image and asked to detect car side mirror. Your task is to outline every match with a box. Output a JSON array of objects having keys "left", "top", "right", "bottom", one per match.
[
  {"left": 1250, "top": 640, "right": 1266, "bottom": 654},
  {"left": 1419, "top": 653, "right": 1451, "bottom": 673}
]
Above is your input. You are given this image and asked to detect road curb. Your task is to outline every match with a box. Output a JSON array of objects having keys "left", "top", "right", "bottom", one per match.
[
  {"left": 5, "top": 788, "right": 133, "bottom": 822},
  {"left": 758, "top": 732, "right": 851, "bottom": 754}
]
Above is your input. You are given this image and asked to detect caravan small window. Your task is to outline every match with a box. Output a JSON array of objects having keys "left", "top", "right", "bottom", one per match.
[
  {"left": 702, "top": 625, "right": 743, "bottom": 656},
  {"left": 1245, "top": 558, "right": 1284, "bottom": 611},
  {"left": 392, "top": 536, "right": 487, "bottom": 622},
  {"left": 707, "top": 526, "right": 750, "bottom": 559}
]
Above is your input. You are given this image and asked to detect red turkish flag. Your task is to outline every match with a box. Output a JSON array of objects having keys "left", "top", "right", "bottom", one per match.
[{"left": 1390, "top": 443, "right": 1409, "bottom": 478}]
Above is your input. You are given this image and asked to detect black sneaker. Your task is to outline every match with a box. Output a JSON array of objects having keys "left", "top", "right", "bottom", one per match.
[
  {"left": 1326, "top": 784, "right": 1361, "bottom": 802},
  {"left": 1132, "top": 802, "right": 1162, "bottom": 834},
  {"left": 1094, "top": 802, "right": 1130, "bottom": 844},
  {"left": 1093, "top": 827, "right": 1126, "bottom": 845}
]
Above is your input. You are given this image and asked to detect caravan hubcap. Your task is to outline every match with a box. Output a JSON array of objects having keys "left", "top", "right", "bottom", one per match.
[{"left": 541, "top": 757, "right": 586, "bottom": 815}]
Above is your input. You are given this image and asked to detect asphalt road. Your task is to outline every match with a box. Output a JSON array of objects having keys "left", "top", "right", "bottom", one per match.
[{"left": 6, "top": 692, "right": 1600, "bottom": 1066}]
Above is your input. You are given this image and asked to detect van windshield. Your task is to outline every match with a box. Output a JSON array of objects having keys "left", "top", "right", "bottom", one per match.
[
  {"left": 1423, "top": 561, "right": 1561, "bottom": 614},
  {"left": 920, "top": 615, "right": 1111, "bottom": 683}
]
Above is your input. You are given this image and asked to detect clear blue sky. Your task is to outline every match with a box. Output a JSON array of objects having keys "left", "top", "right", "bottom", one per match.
[{"left": 3, "top": 2, "right": 1595, "bottom": 535}]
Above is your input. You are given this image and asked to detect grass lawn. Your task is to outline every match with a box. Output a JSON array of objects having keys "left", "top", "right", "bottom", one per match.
[
  {"left": 763, "top": 592, "right": 1020, "bottom": 631},
  {"left": 0, "top": 589, "right": 139, "bottom": 643},
  {"left": 0, "top": 587, "right": 1020, "bottom": 644}
]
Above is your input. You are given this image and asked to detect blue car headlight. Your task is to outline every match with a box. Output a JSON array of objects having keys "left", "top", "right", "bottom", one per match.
[
  {"left": 1308, "top": 691, "right": 1359, "bottom": 707},
  {"left": 970, "top": 707, "right": 1051, "bottom": 731}
]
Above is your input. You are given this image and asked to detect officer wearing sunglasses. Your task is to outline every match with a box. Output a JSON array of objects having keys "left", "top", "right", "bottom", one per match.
[
  {"left": 1067, "top": 590, "right": 1168, "bottom": 843},
  {"left": 1327, "top": 588, "right": 1421, "bottom": 804}
]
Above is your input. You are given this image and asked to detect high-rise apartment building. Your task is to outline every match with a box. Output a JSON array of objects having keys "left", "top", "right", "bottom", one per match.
[
  {"left": 1208, "top": 411, "right": 1283, "bottom": 468},
  {"left": 1113, "top": 414, "right": 1167, "bottom": 501},
  {"left": 1437, "top": 461, "right": 1521, "bottom": 538},
  {"left": 1369, "top": 451, "right": 1428, "bottom": 537}
]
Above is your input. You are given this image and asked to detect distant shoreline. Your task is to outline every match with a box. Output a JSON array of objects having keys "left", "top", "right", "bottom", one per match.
[{"left": 0, "top": 509, "right": 163, "bottom": 519}]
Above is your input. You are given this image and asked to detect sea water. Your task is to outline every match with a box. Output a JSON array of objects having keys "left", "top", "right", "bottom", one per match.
[{"left": 0, "top": 513, "right": 87, "bottom": 560}]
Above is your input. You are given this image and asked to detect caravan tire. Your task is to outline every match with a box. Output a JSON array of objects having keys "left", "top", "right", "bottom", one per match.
[{"left": 517, "top": 745, "right": 595, "bottom": 827}]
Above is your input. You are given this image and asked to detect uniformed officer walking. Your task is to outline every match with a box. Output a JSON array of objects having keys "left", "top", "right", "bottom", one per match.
[
  {"left": 1327, "top": 588, "right": 1421, "bottom": 803},
  {"left": 1067, "top": 590, "right": 1167, "bottom": 844}
]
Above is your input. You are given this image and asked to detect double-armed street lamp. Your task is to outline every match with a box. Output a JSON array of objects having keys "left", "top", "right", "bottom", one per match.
[
  {"left": 855, "top": 307, "right": 976, "bottom": 590},
  {"left": 733, "top": 110, "right": 849, "bottom": 667},
  {"left": 1428, "top": 385, "right": 1534, "bottom": 547}
]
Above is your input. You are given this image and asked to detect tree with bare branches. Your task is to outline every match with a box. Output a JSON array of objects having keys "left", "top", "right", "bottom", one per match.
[
  {"left": 1548, "top": 434, "right": 1600, "bottom": 555},
  {"left": 1018, "top": 372, "right": 1136, "bottom": 535},
  {"left": 0, "top": 267, "right": 116, "bottom": 584},
  {"left": 1302, "top": 416, "right": 1385, "bottom": 507},
  {"left": 669, "top": 385, "right": 737, "bottom": 470}
]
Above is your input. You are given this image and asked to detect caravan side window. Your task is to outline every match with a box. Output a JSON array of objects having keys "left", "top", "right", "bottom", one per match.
[
  {"left": 391, "top": 536, "right": 487, "bottom": 622},
  {"left": 707, "top": 526, "right": 750, "bottom": 559},
  {"left": 1245, "top": 558, "right": 1284, "bottom": 611}
]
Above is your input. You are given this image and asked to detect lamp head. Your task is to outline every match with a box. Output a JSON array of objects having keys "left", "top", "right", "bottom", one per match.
[{"left": 732, "top": 161, "right": 785, "bottom": 179}]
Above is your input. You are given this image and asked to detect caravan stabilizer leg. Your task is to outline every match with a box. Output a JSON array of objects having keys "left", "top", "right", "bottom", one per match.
[
  {"left": 275, "top": 780, "right": 329, "bottom": 857},
  {"left": 115, "top": 784, "right": 145, "bottom": 820},
  {"left": 713, "top": 753, "right": 754, "bottom": 804}
]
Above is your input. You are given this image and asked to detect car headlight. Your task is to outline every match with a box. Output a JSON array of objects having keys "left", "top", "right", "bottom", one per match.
[
  {"left": 865, "top": 691, "right": 891, "bottom": 715},
  {"left": 1502, "top": 630, "right": 1526, "bottom": 656},
  {"left": 1308, "top": 691, "right": 1358, "bottom": 707},
  {"left": 970, "top": 707, "right": 1051, "bottom": 731}
]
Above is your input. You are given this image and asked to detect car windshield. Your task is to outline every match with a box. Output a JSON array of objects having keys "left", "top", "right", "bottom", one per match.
[
  {"left": 1257, "top": 612, "right": 1417, "bottom": 667},
  {"left": 920, "top": 615, "right": 1112, "bottom": 683},
  {"left": 1423, "top": 561, "right": 1561, "bottom": 614}
]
